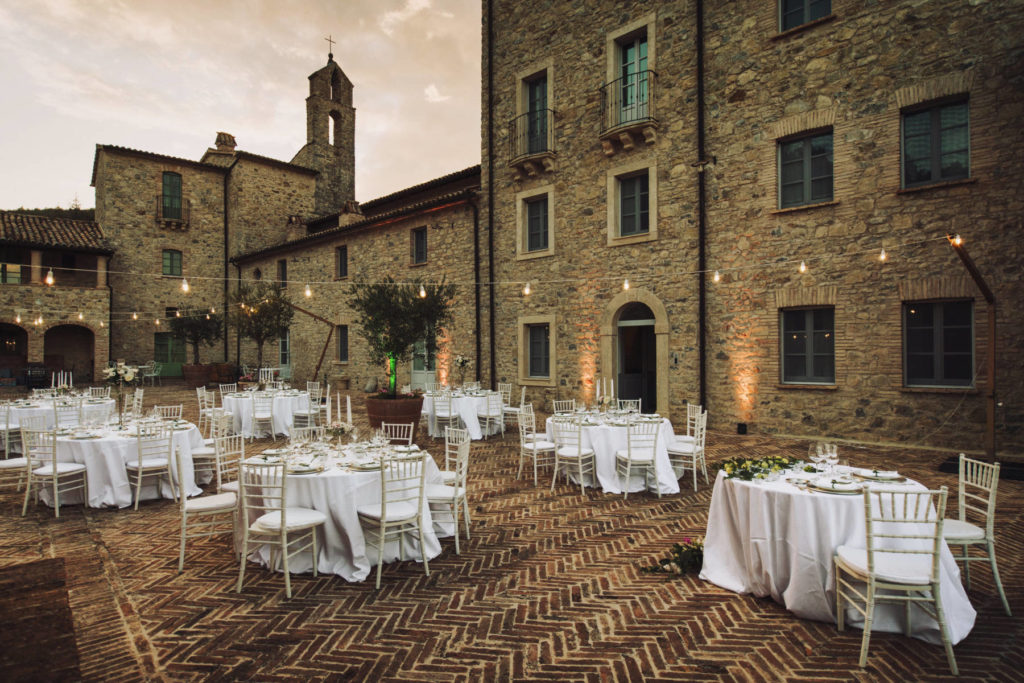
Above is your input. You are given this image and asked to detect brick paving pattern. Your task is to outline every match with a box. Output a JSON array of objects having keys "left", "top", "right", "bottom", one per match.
[{"left": 1, "top": 383, "right": 1021, "bottom": 681}]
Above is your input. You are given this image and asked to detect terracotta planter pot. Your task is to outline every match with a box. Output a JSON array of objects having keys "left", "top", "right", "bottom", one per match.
[
  {"left": 212, "top": 363, "right": 235, "bottom": 384},
  {"left": 365, "top": 395, "right": 424, "bottom": 442},
  {"left": 181, "top": 364, "right": 209, "bottom": 388}
]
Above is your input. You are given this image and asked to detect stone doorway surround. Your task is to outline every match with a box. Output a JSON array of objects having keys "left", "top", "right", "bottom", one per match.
[{"left": 599, "top": 288, "right": 669, "bottom": 416}]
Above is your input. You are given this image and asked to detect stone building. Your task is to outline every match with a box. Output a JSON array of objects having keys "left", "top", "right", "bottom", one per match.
[
  {"left": 0, "top": 211, "right": 112, "bottom": 383},
  {"left": 480, "top": 0, "right": 1024, "bottom": 453}
]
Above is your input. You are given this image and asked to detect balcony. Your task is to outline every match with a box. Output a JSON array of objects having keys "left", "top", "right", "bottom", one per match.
[
  {"left": 154, "top": 196, "right": 191, "bottom": 229},
  {"left": 507, "top": 109, "right": 556, "bottom": 179},
  {"left": 599, "top": 70, "right": 659, "bottom": 156}
]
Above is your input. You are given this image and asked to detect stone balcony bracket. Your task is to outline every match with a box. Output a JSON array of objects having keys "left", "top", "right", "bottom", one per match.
[
  {"left": 599, "top": 121, "right": 659, "bottom": 157},
  {"left": 509, "top": 151, "right": 557, "bottom": 181}
]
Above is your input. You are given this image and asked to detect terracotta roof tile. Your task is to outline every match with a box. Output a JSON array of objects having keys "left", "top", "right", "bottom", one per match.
[{"left": 0, "top": 212, "right": 113, "bottom": 253}]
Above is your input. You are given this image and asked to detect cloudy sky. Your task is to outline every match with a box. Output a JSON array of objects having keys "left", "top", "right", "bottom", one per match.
[{"left": 0, "top": 0, "right": 481, "bottom": 210}]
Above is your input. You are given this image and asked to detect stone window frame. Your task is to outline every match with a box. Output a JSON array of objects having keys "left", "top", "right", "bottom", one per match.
[
  {"left": 770, "top": 286, "right": 843, "bottom": 390},
  {"left": 161, "top": 249, "right": 182, "bottom": 277},
  {"left": 777, "top": 128, "right": 834, "bottom": 209},
  {"left": 902, "top": 299, "right": 975, "bottom": 389},
  {"left": 899, "top": 97, "right": 970, "bottom": 190},
  {"left": 606, "top": 159, "right": 658, "bottom": 246},
  {"left": 514, "top": 58, "right": 555, "bottom": 157},
  {"left": 279, "top": 329, "right": 290, "bottom": 368},
  {"left": 515, "top": 184, "right": 555, "bottom": 260},
  {"left": 517, "top": 313, "right": 556, "bottom": 387},
  {"left": 778, "top": 0, "right": 832, "bottom": 33},
  {"left": 410, "top": 226, "right": 428, "bottom": 266},
  {"left": 161, "top": 171, "right": 183, "bottom": 221},
  {"left": 605, "top": 13, "right": 657, "bottom": 89},
  {"left": 335, "top": 244, "right": 348, "bottom": 279},
  {"left": 779, "top": 306, "right": 836, "bottom": 385},
  {"left": 767, "top": 108, "right": 840, "bottom": 214},
  {"left": 276, "top": 258, "right": 287, "bottom": 288}
]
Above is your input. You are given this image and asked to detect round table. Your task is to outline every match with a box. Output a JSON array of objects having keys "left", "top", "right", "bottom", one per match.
[
  {"left": 700, "top": 468, "right": 976, "bottom": 645},
  {"left": 222, "top": 391, "right": 311, "bottom": 438},
  {"left": 422, "top": 391, "right": 503, "bottom": 440}
]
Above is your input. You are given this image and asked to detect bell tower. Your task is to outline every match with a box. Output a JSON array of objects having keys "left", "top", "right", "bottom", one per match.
[{"left": 291, "top": 53, "right": 355, "bottom": 216}]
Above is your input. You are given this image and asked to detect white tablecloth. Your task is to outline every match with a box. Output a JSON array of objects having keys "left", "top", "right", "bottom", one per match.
[
  {"left": 248, "top": 453, "right": 448, "bottom": 582},
  {"left": 545, "top": 416, "right": 680, "bottom": 495},
  {"left": 422, "top": 392, "right": 502, "bottom": 440},
  {"left": 8, "top": 399, "right": 116, "bottom": 445},
  {"left": 40, "top": 422, "right": 204, "bottom": 508},
  {"left": 222, "top": 391, "right": 310, "bottom": 438},
  {"left": 700, "top": 469, "right": 976, "bottom": 645}
]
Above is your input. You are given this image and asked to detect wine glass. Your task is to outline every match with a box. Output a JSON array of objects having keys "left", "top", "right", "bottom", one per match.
[
  {"left": 808, "top": 443, "right": 824, "bottom": 472},
  {"left": 823, "top": 443, "right": 840, "bottom": 474}
]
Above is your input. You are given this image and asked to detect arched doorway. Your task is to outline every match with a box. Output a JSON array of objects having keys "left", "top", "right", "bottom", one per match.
[
  {"left": 600, "top": 289, "right": 670, "bottom": 415},
  {"left": 617, "top": 303, "right": 656, "bottom": 413},
  {"left": 44, "top": 324, "right": 95, "bottom": 383},
  {"left": 0, "top": 323, "right": 28, "bottom": 385}
]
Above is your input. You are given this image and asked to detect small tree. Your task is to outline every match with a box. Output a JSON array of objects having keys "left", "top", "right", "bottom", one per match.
[
  {"left": 169, "top": 309, "right": 224, "bottom": 365},
  {"left": 231, "top": 281, "right": 294, "bottom": 369},
  {"left": 349, "top": 276, "right": 456, "bottom": 396}
]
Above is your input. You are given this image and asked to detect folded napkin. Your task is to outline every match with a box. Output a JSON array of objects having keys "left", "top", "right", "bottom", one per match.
[
  {"left": 814, "top": 477, "right": 861, "bottom": 492},
  {"left": 855, "top": 468, "right": 901, "bottom": 480}
]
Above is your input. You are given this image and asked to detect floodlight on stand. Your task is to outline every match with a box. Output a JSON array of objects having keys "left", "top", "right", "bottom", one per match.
[
  {"left": 44, "top": 269, "right": 54, "bottom": 286},
  {"left": 181, "top": 278, "right": 189, "bottom": 293}
]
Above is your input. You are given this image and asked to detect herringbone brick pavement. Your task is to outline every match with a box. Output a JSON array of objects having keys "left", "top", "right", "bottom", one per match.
[{"left": 1, "top": 382, "right": 1022, "bottom": 681}]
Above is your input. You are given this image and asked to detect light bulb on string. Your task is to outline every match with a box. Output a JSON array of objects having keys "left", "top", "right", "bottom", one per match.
[
  {"left": 799, "top": 260, "right": 807, "bottom": 273},
  {"left": 44, "top": 269, "right": 54, "bottom": 286},
  {"left": 953, "top": 234, "right": 963, "bottom": 246},
  {"left": 100, "top": 321, "right": 104, "bottom": 327},
  {"left": 175, "top": 310, "right": 181, "bottom": 317},
  {"left": 210, "top": 306, "right": 216, "bottom": 314},
  {"left": 155, "top": 319, "right": 160, "bottom": 326},
  {"left": 713, "top": 270, "right": 721, "bottom": 283},
  {"left": 304, "top": 283, "right": 312, "bottom": 298},
  {"left": 15, "top": 313, "right": 20, "bottom": 324},
  {"left": 205, "top": 314, "right": 210, "bottom": 320},
  {"left": 132, "top": 312, "right": 138, "bottom": 320},
  {"left": 523, "top": 282, "right": 531, "bottom": 296},
  {"left": 78, "top": 312, "right": 83, "bottom": 320},
  {"left": 419, "top": 284, "right": 427, "bottom": 298},
  {"left": 879, "top": 248, "right": 887, "bottom": 262},
  {"left": 181, "top": 278, "right": 189, "bottom": 293},
  {"left": 622, "top": 278, "right": 630, "bottom": 291}
]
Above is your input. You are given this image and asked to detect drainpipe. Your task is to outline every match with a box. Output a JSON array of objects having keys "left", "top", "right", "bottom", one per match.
[
  {"left": 486, "top": 0, "right": 497, "bottom": 390},
  {"left": 234, "top": 263, "right": 242, "bottom": 371},
  {"left": 472, "top": 199, "right": 481, "bottom": 381},
  {"left": 223, "top": 160, "right": 237, "bottom": 364},
  {"left": 696, "top": 0, "right": 708, "bottom": 409}
]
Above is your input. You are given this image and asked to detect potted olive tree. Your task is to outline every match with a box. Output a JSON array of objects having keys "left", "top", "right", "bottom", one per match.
[
  {"left": 231, "top": 281, "right": 294, "bottom": 373},
  {"left": 170, "top": 309, "right": 224, "bottom": 387},
  {"left": 349, "top": 276, "right": 455, "bottom": 438}
]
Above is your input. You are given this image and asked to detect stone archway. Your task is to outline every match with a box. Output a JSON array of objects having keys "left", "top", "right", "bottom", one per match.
[
  {"left": 599, "top": 288, "right": 670, "bottom": 416},
  {"left": 43, "top": 324, "right": 95, "bottom": 384},
  {"left": 0, "top": 323, "right": 28, "bottom": 386}
]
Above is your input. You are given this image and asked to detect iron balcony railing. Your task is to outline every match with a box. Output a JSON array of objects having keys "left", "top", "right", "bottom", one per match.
[
  {"left": 508, "top": 108, "right": 556, "bottom": 162},
  {"left": 155, "top": 195, "right": 191, "bottom": 224},
  {"left": 600, "top": 70, "right": 657, "bottom": 134}
]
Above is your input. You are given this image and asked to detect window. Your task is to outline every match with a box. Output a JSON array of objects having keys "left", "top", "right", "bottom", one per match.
[
  {"left": 527, "top": 324, "right": 550, "bottom": 378},
  {"left": 277, "top": 259, "right": 287, "bottom": 287},
  {"left": 780, "top": 0, "right": 831, "bottom": 31},
  {"left": 902, "top": 100, "right": 969, "bottom": 188},
  {"left": 337, "top": 324, "right": 348, "bottom": 363},
  {"left": 779, "top": 131, "right": 833, "bottom": 208},
  {"left": 619, "top": 174, "right": 649, "bottom": 236},
  {"left": 412, "top": 227, "right": 427, "bottom": 265},
  {"left": 279, "top": 330, "right": 290, "bottom": 367},
  {"left": 781, "top": 307, "right": 835, "bottom": 383},
  {"left": 526, "top": 196, "right": 549, "bottom": 252},
  {"left": 162, "top": 249, "right": 182, "bottom": 276},
  {"left": 617, "top": 33, "right": 649, "bottom": 125},
  {"left": 336, "top": 245, "right": 348, "bottom": 279},
  {"left": 164, "top": 307, "right": 178, "bottom": 319},
  {"left": 153, "top": 332, "right": 185, "bottom": 365},
  {"left": 253, "top": 268, "right": 262, "bottom": 281},
  {"left": 0, "top": 263, "right": 21, "bottom": 284},
  {"left": 904, "top": 301, "right": 973, "bottom": 387},
  {"left": 162, "top": 172, "right": 182, "bottom": 220},
  {"left": 526, "top": 74, "right": 548, "bottom": 155}
]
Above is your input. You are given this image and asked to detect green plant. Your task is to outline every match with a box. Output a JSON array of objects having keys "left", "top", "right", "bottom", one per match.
[
  {"left": 349, "top": 276, "right": 455, "bottom": 397},
  {"left": 717, "top": 455, "right": 800, "bottom": 480},
  {"left": 169, "top": 309, "right": 224, "bottom": 365},
  {"left": 642, "top": 537, "right": 704, "bottom": 575},
  {"left": 231, "top": 281, "right": 294, "bottom": 369}
]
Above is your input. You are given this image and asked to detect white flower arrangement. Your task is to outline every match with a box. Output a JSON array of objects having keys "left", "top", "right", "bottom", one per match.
[
  {"left": 327, "top": 421, "right": 354, "bottom": 439},
  {"left": 103, "top": 362, "right": 138, "bottom": 385},
  {"left": 453, "top": 354, "right": 471, "bottom": 369}
]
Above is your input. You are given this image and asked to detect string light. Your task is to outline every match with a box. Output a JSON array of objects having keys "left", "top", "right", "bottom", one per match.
[
  {"left": 132, "top": 312, "right": 138, "bottom": 320},
  {"left": 623, "top": 278, "right": 630, "bottom": 291},
  {"left": 713, "top": 270, "right": 721, "bottom": 283},
  {"left": 100, "top": 321, "right": 104, "bottom": 327},
  {"left": 206, "top": 314, "right": 211, "bottom": 320},
  {"left": 78, "top": 312, "right": 83, "bottom": 320},
  {"left": 419, "top": 284, "right": 427, "bottom": 298},
  {"left": 175, "top": 310, "right": 181, "bottom": 317},
  {"left": 181, "top": 278, "right": 190, "bottom": 293},
  {"left": 879, "top": 248, "right": 887, "bottom": 262},
  {"left": 304, "top": 283, "right": 312, "bottom": 298},
  {"left": 210, "top": 306, "right": 216, "bottom": 314},
  {"left": 15, "top": 314, "right": 20, "bottom": 324},
  {"left": 953, "top": 234, "right": 963, "bottom": 246},
  {"left": 523, "top": 282, "right": 531, "bottom": 296},
  {"left": 44, "top": 269, "right": 54, "bottom": 286},
  {"left": 799, "top": 260, "right": 807, "bottom": 273},
  {"left": 154, "top": 319, "right": 160, "bottom": 326}
]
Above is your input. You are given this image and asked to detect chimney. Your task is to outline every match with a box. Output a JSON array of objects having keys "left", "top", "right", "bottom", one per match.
[
  {"left": 215, "top": 132, "right": 237, "bottom": 151},
  {"left": 286, "top": 215, "right": 306, "bottom": 242},
  {"left": 337, "top": 200, "right": 363, "bottom": 227}
]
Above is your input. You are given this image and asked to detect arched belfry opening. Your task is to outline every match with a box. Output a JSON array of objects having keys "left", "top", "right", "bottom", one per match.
[{"left": 331, "top": 70, "right": 343, "bottom": 103}]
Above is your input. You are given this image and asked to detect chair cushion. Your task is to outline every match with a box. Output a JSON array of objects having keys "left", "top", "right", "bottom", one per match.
[
  {"left": 525, "top": 432, "right": 548, "bottom": 442},
  {"left": 0, "top": 457, "right": 27, "bottom": 469},
  {"left": 253, "top": 411, "right": 273, "bottom": 419},
  {"left": 356, "top": 500, "right": 419, "bottom": 522},
  {"left": 425, "top": 483, "right": 465, "bottom": 501},
  {"left": 667, "top": 440, "right": 697, "bottom": 454},
  {"left": 439, "top": 470, "right": 457, "bottom": 484},
  {"left": 253, "top": 508, "right": 327, "bottom": 531},
  {"left": 615, "top": 448, "right": 655, "bottom": 463},
  {"left": 191, "top": 446, "right": 216, "bottom": 458},
  {"left": 835, "top": 545, "right": 933, "bottom": 585},
  {"left": 525, "top": 440, "right": 556, "bottom": 451},
  {"left": 203, "top": 438, "right": 216, "bottom": 447},
  {"left": 33, "top": 461, "right": 87, "bottom": 475},
  {"left": 126, "top": 457, "right": 169, "bottom": 470},
  {"left": 220, "top": 480, "right": 239, "bottom": 493},
  {"left": 943, "top": 518, "right": 986, "bottom": 541},
  {"left": 556, "top": 446, "right": 594, "bottom": 458},
  {"left": 674, "top": 434, "right": 696, "bottom": 444},
  {"left": 185, "top": 492, "right": 237, "bottom": 512}
]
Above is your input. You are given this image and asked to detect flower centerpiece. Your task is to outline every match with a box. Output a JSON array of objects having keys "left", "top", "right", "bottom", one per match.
[
  {"left": 326, "top": 421, "right": 354, "bottom": 440},
  {"left": 453, "top": 354, "right": 471, "bottom": 386},
  {"left": 102, "top": 362, "right": 139, "bottom": 427},
  {"left": 717, "top": 454, "right": 799, "bottom": 481},
  {"left": 641, "top": 537, "right": 705, "bottom": 576}
]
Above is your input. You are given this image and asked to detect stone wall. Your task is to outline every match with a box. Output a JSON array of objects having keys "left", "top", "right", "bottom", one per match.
[
  {"left": 226, "top": 158, "right": 317, "bottom": 256},
  {"left": 94, "top": 148, "right": 228, "bottom": 366},
  {"left": 235, "top": 197, "right": 482, "bottom": 392},
  {"left": 482, "top": 0, "right": 1024, "bottom": 452}
]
